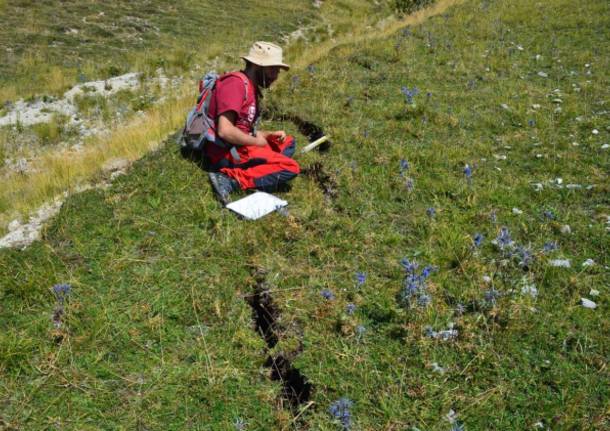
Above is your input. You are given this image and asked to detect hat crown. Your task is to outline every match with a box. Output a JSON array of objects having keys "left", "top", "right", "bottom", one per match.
[{"left": 242, "top": 41, "right": 289, "bottom": 69}]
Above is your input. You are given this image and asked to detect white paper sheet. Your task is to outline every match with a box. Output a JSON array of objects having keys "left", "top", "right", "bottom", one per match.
[{"left": 226, "top": 192, "right": 288, "bottom": 220}]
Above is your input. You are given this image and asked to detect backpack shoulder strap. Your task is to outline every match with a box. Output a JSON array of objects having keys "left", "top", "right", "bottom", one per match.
[{"left": 218, "top": 71, "right": 250, "bottom": 102}]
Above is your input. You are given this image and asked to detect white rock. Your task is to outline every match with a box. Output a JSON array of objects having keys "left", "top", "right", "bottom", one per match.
[
  {"left": 582, "top": 259, "right": 595, "bottom": 267},
  {"left": 566, "top": 184, "right": 582, "bottom": 189},
  {"left": 535, "top": 54, "right": 542, "bottom": 61},
  {"left": 589, "top": 289, "right": 599, "bottom": 297},
  {"left": 580, "top": 298, "right": 596, "bottom": 309},
  {"left": 585, "top": 63, "right": 590, "bottom": 68},
  {"left": 521, "top": 284, "right": 538, "bottom": 298},
  {"left": 555, "top": 178, "right": 563, "bottom": 185},
  {"left": 537, "top": 71, "right": 548, "bottom": 78},
  {"left": 532, "top": 183, "right": 544, "bottom": 191},
  {"left": 431, "top": 362, "right": 446, "bottom": 374},
  {"left": 592, "top": 129, "right": 599, "bottom": 135},
  {"left": 512, "top": 207, "right": 523, "bottom": 215},
  {"left": 602, "top": 144, "right": 609, "bottom": 149},
  {"left": 560, "top": 224, "right": 571, "bottom": 235},
  {"left": 552, "top": 98, "right": 563, "bottom": 104},
  {"left": 483, "top": 275, "right": 492, "bottom": 284},
  {"left": 501, "top": 103, "right": 510, "bottom": 110},
  {"left": 572, "top": 142, "right": 579, "bottom": 147},
  {"left": 517, "top": 45, "right": 524, "bottom": 51},
  {"left": 549, "top": 259, "right": 571, "bottom": 268},
  {"left": 7, "top": 220, "right": 21, "bottom": 232},
  {"left": 494, "top": 154, "right": 507, "bottom": 160},
  {"left": 532, "top": 104, "right": 541, "bottom": 109}
]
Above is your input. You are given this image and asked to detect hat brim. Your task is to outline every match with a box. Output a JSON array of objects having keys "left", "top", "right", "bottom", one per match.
[{"left": 242, "top": 56, "right": 290, "bottom": 70}]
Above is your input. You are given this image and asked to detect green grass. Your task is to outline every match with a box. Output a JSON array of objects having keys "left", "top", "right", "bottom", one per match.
[{"left": 1, "top": 0, "right": 609, "bottom": 429}]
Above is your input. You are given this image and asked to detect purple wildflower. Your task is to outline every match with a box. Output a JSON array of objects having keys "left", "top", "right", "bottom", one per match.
[
  {"left": 542, "top": 241, "right": 558, "bottom": 253},
  {"left": 463, "top": 164, "right": 472, "bottom": 179},
  {"left": 543, "top": 210, "right": 556, "bottom": 220},
  {"left": 290, "top": 75, "right": 300, "bottom": 90},
  {"left": 405, "top": 177, "right": 415, "bottom": 191},
  {"left": 321, "top": 289, "right": 335, "bottom": 300},
  {"left": 489, "top": 209, "right": 497, "bottom": 223},
  {"left": 484, "top": 288, "right": 500, "bottom": 305},
  {"left": 346, "top": 303, "right": 356, "bottom": 315},
  {"left": 401, "top": 86, "right": 419, "bottom": 105},
  {"left": 399, "top": 159, "right": 410, "bottom": 174},
  {"left": 329, "top": 398, "right": 353, "bottom": 430},
  {"left": 496, "top": 227, "right": 513, "bottom": 249},
  {"left": 417, "top": 293, "right": 431, "bottom": 307},
  {"left": 52, "top": 283, "right": 72, "bottom": 304},
  {"left": 355, "top": 272, "right": 366, "bottom": 287},
  {"left": 528, "top": 119, "right": 536, "bottom": 127},
  {"left": 426, "top": 207, "right": 436, "bottom": 218},
  {"left": 515, "top": 245, "right": 534, "bottom": 268},
  {"left": 473, "top": 233, "right": 484, "bottom": 247},
  {"left": 400, "top": 258, "right": 419, "bottom": 273},
  {"left": 307, "top": 65, "right": 316, "bottom": 74}
]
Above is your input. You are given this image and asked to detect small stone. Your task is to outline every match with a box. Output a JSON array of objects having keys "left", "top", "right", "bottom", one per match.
[
  {"left": 580, "top": 298, "right": 596, "bottom": 309},
  {"left": 592, "top": 129, "right": 599, "bottom": 135},
  {"left": 537, "top": 71, "right": 548, "bottom": 78},
  {"left": 532, "top": 104, "right": 541, "bottom": 109},
  {"left": 552, "top": 98, "right": 563, "bottom": 104},
  {"left": 512, "top": 207, "right": 523, "bottom": 215},
  {"left": 535, "top": 54, "right": 542, "bottom": 61},
  {"left": 582, "top": 259, "right": 595, "bottom": 267},
  {"left": 572, "top": 142, "right": 579, "bottom": 146},
  {"left": 589, "top": 289, "right": 599, "bottom": 297},
  {"left": 501, "top": 103, "right": 510, "bottom": 110},
  {"left": 602, "top": 144, "right": 609, "bottom": 149},
  {"left": 549, "top": 259, "right": 571, "bottom": 268},
  {"left": 532, "top": 183, "right": 543, "bottom": 191},
  {"left": 482, "top": 275, "right": 492, "bottom": 284},
  {"left": 560, "top": 224, "right": 571, "bottom": 235},
  {"left": 555, "top": 178, "right": 563, "bottom": 185}
]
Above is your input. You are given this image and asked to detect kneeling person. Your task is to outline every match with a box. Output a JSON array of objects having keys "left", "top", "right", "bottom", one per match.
[{"left": 205, "top": 41, "right": 300, "bottom": 205}]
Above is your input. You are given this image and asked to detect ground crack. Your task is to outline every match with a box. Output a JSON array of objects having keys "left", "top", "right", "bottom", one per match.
[{"left": 246, "top": 268, "right": 313, "bottom": 415}]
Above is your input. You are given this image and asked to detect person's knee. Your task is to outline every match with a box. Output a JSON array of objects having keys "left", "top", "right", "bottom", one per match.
[{"left": 282, "top": 136, "right": 297, "bottom": 158}]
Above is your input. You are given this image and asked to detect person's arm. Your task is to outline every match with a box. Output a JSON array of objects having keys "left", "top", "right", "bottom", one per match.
[{"left": 217, "top": 112, "right": 267, "bottom": 147}]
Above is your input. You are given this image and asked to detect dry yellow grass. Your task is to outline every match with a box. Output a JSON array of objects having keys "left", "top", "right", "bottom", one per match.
[{"left": 0, "top": 90, "right": 192, "bottom": 228}]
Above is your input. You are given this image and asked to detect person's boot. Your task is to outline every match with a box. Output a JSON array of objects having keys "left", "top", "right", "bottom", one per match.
[{"left": 208, "top": 172, "right": 239, "bottom": 206}]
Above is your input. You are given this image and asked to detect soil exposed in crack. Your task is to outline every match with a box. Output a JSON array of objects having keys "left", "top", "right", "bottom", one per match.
[
  {"left": 265, "top": 353, "right": 312, "bottom": 411},
  {"left": 246, "top": 268, "right": 313, "bottom": 416},
  {"left": 246, "top": 277, "right": 281, "bottom": 348},
  {"left": 265, "top": 108, "right": 332, "bottom": 152},
  {"left": 302, "top": 161, "right": 339, "bottom": 200}
]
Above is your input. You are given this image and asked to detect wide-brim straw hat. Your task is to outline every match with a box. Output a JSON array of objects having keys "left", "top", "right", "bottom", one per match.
[{"left": 241, "top": 41, "right": 290, "bottom": 70}]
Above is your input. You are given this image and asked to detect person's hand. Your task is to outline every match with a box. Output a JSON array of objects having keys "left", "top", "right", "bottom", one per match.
[
  {"left": 269, "top": 130, "right": 286, "bottom": 142},
  {"left": 252, "top": 134, "right": 268, "bottom": 147}
]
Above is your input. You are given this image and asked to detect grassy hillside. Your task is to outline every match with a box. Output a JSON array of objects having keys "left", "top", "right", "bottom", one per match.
[
  {"left": 0, "top": 0, "right": 403, "bottom": 232},
  {"left": 1, "top": 0, "right": 608, "bottom": 429}
]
